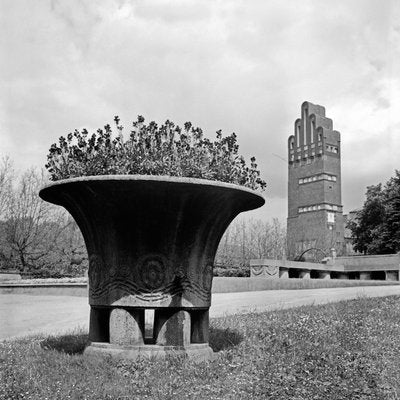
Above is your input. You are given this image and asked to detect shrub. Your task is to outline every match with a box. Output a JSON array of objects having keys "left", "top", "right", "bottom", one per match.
[
  {"left": 45, "top": 116, "right": 266, "bottom": 190},
  {"left": 213, "top": 264, "right": 250, "bottom": 277},
  {"left": 20, "top": 270, "right": 78, "bottom": 279}
]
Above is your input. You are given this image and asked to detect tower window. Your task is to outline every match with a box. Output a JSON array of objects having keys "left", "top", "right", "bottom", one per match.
[
  {"left": 297, "top": 125, "right": 301, "bottom": 147},
  {"left": 298, "top": 203, "right": 342, "bottom": 213},
  {"left": 327, "top": 212, "right": 335, "bottom": 223},
  {"left": 326, "top": 145, "right": 338, "bottom": 153},
  {"left": 326, "top": 174, "right": 336, "bottom": 181},
  {"left": 310, "top": 121, "right": 313, "bottom": 143},
  {"left": 298, "top": 203, "right": 341, "bottom": 214},
  {"left": 310, "top": 121, "right": 315, "bottom": 143},
  {"left": 299, "top": 173, "right": 337, "bottom": 185}
]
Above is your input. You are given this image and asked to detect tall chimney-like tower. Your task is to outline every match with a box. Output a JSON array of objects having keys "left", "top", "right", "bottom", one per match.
[{"left": 287, "top": 101, "right": 344, "bottom": 260}]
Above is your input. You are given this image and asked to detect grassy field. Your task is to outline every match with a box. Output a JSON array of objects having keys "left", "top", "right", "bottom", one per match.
[{"left": 2, "top": 296, "right": 400, "bottom": 399}]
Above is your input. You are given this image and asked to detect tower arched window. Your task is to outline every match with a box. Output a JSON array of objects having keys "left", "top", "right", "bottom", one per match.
[
  {"left": 310, "top": 120, "right": 315, "bottom": 143},
  {"left": 296, "top": 125, "right": 300, "bottom": 147}
]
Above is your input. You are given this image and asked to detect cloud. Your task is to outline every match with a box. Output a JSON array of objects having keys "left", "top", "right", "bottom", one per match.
[
  {"left": 134, "top": 0, "right": 211, "bottom": 23},
  {"left": 0, "top": 0, "right": 399, "bottom": 222}
]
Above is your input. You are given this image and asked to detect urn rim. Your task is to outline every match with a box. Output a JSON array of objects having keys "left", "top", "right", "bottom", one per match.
[{"left": 39, "top": 174, "right": 265, "bottom": 205}]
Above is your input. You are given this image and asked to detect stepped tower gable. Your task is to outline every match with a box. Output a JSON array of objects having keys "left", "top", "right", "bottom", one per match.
[{"left": 287, "top": 101, "right": 344, "bottom": 260}]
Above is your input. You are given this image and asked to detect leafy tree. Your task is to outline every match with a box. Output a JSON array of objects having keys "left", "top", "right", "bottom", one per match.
[
  {"left": 347, "top": 170, "right": 400, "bottom": 254},
  {"left": 45, "top": 116, "right": 266, "bottom": 190},
  {"left": 384, "top": 171, "right": 400, "bottom": 251}
]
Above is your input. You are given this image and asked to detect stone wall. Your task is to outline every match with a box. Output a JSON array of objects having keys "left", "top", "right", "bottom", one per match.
[
  {"left": 336, "top": 254, "right": 400, "bottom": 271},
  {"left": 0, "top": 271, "right": 21, "bottom": 281},
  {"left": 250, "top": 253, "right": 400, "bottom": 281},
  {"left": 2, "top": 277, "right": 400, "bottom": 297}
]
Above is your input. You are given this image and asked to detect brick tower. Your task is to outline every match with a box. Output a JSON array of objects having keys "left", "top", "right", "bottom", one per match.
[{"left": 287, "top": 101, "right": 345, "bottom": 260}]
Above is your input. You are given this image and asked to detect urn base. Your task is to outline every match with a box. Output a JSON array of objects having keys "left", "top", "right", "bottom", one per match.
[{"left": 84, "top": 342, "right": 214, "bottom": 362}]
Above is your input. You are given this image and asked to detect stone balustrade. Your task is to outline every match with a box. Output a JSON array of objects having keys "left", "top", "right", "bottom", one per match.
[{"left": 250, "top": 253, "right": 400, "bottom": 281}]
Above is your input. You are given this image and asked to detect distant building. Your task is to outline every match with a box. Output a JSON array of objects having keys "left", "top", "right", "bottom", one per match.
[{"left": 287, "top": 101, "right": 345, "bottom": 260}]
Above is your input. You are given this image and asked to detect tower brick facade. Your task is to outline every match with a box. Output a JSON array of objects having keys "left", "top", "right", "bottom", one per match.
[{"left": 287, "top": 101, "right": 345, "bottom": 260}]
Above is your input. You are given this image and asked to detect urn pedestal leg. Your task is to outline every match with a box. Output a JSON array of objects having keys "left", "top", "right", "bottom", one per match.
[
  {"left": 89, "top": 307, "right": 110, "bottom": 343},
  {"left": 154, "top": 310, "right": 190, "bottom": 346},
  {"left": 190, "top": 310, "right": 210, "bottom": 343},
  {"left": 109, "top": 308, "right": 145, "bottom": 346}
]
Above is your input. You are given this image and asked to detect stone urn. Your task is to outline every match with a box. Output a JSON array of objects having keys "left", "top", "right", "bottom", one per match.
[{"left": 39, "top": 175, "right": 265, "bottom": 360}]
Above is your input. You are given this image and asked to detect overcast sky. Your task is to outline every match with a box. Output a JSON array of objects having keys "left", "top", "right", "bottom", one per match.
[{"left": 1, "top": 0, "right": 399, "bottom": 222}]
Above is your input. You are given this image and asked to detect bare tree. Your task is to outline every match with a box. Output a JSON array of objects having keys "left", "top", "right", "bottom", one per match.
[
  {"left": 0, "top": 156, "right": 13, "bottom": 218},
  {"left": 0, "top": 157, "right": 15, "bottom": 267},
  {"left": 216, "top": 217, "right": 286, "bottom": 270},
  {"left": 2, "top": 168, "right": 82, "bottom": 272}
]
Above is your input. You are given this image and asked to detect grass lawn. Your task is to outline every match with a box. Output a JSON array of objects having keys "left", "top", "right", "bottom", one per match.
[{"left": 2, "top": 296, "right": 400, "bottom": 399}]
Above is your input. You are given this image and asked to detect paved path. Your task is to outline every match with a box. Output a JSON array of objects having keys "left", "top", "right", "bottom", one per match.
[{"left": 1, "top": 285, "right": 400, "bottom": 341}]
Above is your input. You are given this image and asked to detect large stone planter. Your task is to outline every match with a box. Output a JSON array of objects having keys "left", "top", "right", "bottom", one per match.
[{"left": 39, "top": 175, "right": 264, "bottom": 360}]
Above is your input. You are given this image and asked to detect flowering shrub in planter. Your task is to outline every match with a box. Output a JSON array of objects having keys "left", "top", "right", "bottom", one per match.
[{"left": 45, "top": 116, "right": 266, "bottom": 190}]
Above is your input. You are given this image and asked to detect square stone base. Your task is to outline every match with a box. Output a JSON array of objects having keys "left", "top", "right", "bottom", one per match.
[{"left": 84, "top": 342, "right": 214, "bottom": 362}]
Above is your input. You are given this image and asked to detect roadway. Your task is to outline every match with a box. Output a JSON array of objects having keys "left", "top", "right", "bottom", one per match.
[{"left": 1, "top": 285, "right": 400, "bottom": 340}]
